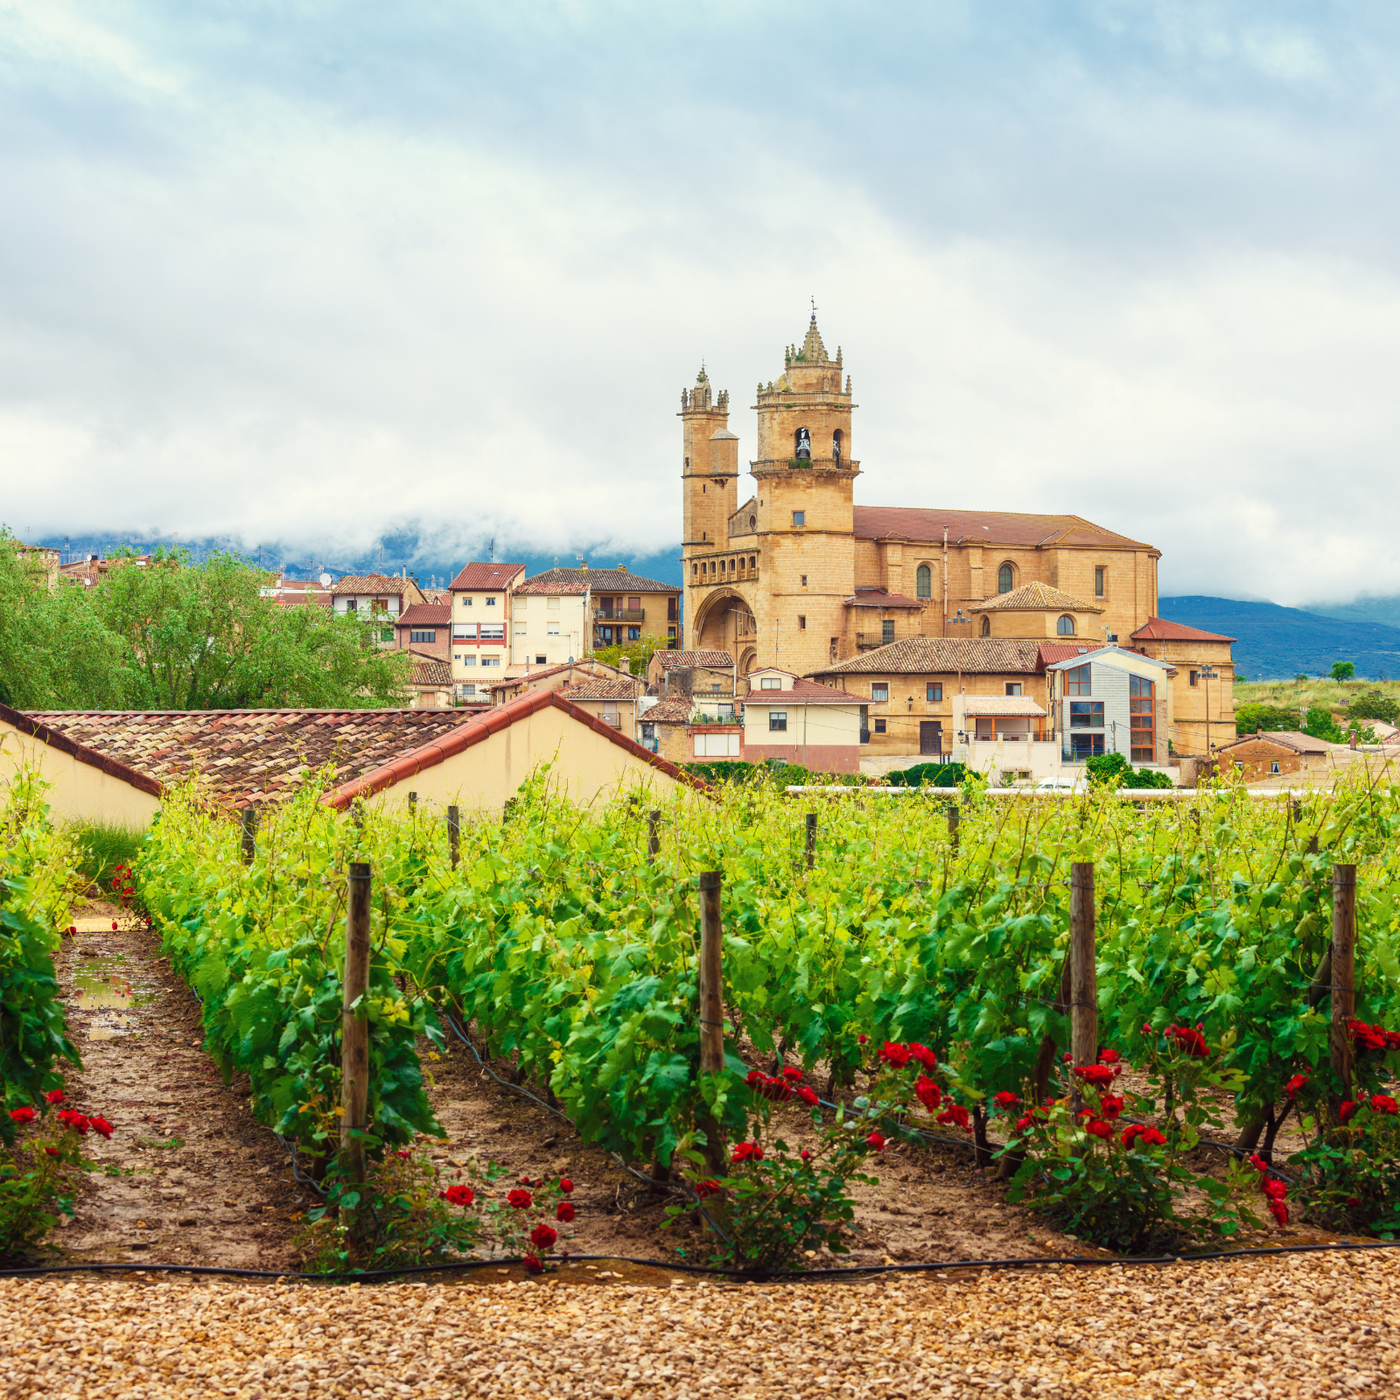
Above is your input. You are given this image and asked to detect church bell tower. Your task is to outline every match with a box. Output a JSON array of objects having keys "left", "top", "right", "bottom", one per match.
[{"left": 680, "top": 367, "right": 739, "bottom": 554}]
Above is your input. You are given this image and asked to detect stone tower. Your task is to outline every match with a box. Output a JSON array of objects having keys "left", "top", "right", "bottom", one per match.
[{"left": 679, "top": 368, "right": 739, "bottom": 553}]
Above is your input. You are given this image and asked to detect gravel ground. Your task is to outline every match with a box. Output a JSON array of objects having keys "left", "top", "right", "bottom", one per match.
[{"left": 3, "top": 1249, "right": 1397, "bottom": 1398}]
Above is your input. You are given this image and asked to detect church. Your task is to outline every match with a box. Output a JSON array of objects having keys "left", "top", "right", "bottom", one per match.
[{"left": 680, "top": 314, "right": 1236, "bottom": 761}]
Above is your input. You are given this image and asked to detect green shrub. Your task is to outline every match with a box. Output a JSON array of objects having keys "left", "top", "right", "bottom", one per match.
[
  {"left": 1233, "top": 702, "right": 1302, "bottom": 735},
  {"left": 884, "top": 762, "right": 968, "bottom": 788},
  {"left": 1085, "top": 752, "right": 1173, "bottom": 789},
  {"left": 1303, "top": 705, "right": 1344, "bottom": 743},
  {"left": 67, "top": 820, "right": 147, "bottom": 890},
  {"left": 1348, "top": 692, "right": 1400, "bottom": 725}
]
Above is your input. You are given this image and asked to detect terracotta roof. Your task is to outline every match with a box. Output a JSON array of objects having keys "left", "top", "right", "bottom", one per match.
[
  {"left": 1, "top": 703, "right": 163, "bottom": 799},
  {"left": 486, "top": 660, "right": 627, "bottom": 693},
  {"left": 29, "top": 709, "right": 470, "bottom": 809},
  {"left": 745, "top": 678, "right": 865, "bottom": 705},
  {"left": 640, "top": 698, "right": 695, "bottom": 725},
  {"left": 810, "top": 638, "right": 1044, "bottom": 677},
  {"left": 514, "top": 567, "right": 677, "bottom": 596},
  {"left": 407, "top": 650, "right": 453, "bottom": 686},
  {"left": 1131, "top": 617, "right": 1238, "bottom": 643},
  {"left": 1043, "top": 646, "right": 1174, "bottom": 674},
  {"left": 320, "top": 688, "right": 703, "bottom": 809},
  {"left": 655, "top": 650, "right": 734, "bottom": 670},
  {"left": 1220, "top": 730, "right": 1337, "bottom": 756},
  {"left": 332, "top": 575, "right": 421, "bottom": 596},
  {"left": 274, "top": 591, "right": 332, "bottom": 610},
  {"left": 844, "top": 589, "right": 925, "bottom": 610},
  {"left": 397, "top": 604, "right": 452, "bottom": 627},
  {"left": 970, "top": 582, "right": 1103, "bottom": 614},
  {"left": 1035, "top": 643, "right": 1106, "bottom": 669},
  {"left": 852, "top": 506, "right": 1154, "bottom": 552},
  {"left": 448, "top": 563, "right": 525, "bottom": 592},
  {"left": 961, "top": 697, "right": 1048, "bottom": 717},
  {"left": 560, "top": 680, "right": 648, "bottom": 701}
]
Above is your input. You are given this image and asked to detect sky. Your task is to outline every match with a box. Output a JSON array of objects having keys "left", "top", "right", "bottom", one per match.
[{"left": 2, "top": 2, "right": 1399, "bottom": 606}]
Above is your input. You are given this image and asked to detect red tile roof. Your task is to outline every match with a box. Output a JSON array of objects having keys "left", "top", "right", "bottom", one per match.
[
  {"left": 448, "top": 563, "right": 525, "bottom": 591},
  {"left": 407, "top": 650, "right": 453, "bottom": 686},
  {"left": 746, "top": 679, "right": 865, "bottom": 705},
  {"left": 641, "top": 698, "right": 695, "bottom": 724},
  {"left": 1036, "top": 643, "right": 1108, "bottom": 670},
  {"left": 397, "top": 603, "right": 452, "bottom": 627},
  {"left": 970, "top": 582, "right": 1102, "bottom": 614},
  {"left": 810, "top": 638, "right": 1044, "bottom": 677},
  {"left": 486, "top": 660, "right": 629, "bottom": 694},
  {"left": 1130, "top": 617, "right": 1237, "bottom": 643},
  {"left": 560, "top": 680, "right": 648, "bottom": 701},
  {"left": 1, "top": 703, "right": 163, "bottom": 798},
  {"left": 321, "top": 688, "right": 703, "bottom": 809},
  {"left": 331, "top": 574, "right": 424, "bottom": 597},
  {"left": 655, "top": 650, "right": 734, "bottom": 670},
  {"left": 514, "top": 567, "right": 677, "bottom": 595},
  {"left": 852, "top": 506, "right": 1154, "bottom": 552}
]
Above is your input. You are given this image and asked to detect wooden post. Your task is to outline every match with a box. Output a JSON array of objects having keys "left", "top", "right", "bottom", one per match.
[
  {"left": 503, "top": 797, "right": 517, "bottom": 826},
  {"left": 408, "top": 791, "right": 417, "bottom": 815},
  {"left": 946, "top": 803, "right": 960, "bottom": 854},
  {"left": 1331, "top": 864, "right": 1357, "bottom": 1111},
  {"left": 697, "top": 870, "right": 727, "bottom": 1181},
  {"left": 239, "top": 807, "right": 259, "bottom": 866},
  {"left": 341, "top": 862, "right": 373, "bottom": 1226},
  {"left": 647, "top": 810, "right": 661, "bottom": 863},
  {"left": 1070, "top": 862, "right": 1098, "bottom": 1084},
  {"left": 805, "top": 812, "right": 817, "bottom": 870},
  {"left": 447, "top": 805, "right": 460, "bottom": 870}
]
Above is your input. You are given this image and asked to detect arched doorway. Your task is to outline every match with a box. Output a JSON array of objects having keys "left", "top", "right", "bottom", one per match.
[{"left": 692, "top": 588, "right": 757, "bottom": 659}]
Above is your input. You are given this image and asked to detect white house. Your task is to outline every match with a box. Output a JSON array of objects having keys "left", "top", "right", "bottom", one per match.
[
  {"left": 740, "top": 667, "right": 864, "bottom": 774},
  {"left": 510, "top": 572, "right": 590, "bottom": 671},
  {"left": 448, "top": 562, "right": 523, "bottom": 703},
  {"left": 331, "top": 574, "right": 429, "bottom": 648}
]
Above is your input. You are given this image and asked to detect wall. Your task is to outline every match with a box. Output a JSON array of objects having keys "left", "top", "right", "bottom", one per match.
[
  {"left": 741, "top": 702, "right": 860, "bottom": 773},
  {"left": 0, "top": 723, "right": 161, "bottom": 826},
  {"left": 567, "top": 697, "right": 638, "bottom": 744},
  {"left": 508, "top": 592, "right": 588, "bottom": 669},
  {"left": 1132, "top": 637, "right": 1236, "bottom": 755},
  {"left": 1217, "top": 739, "right": 1301, "bottom": 783}
]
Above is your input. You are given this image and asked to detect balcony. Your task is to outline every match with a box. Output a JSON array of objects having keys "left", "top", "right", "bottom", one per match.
[
  {"left": 594, "top": 607, "right": 645, "bottom": 622},
  {"left": 856, "top": 631, "right": 896, "bottom": 650},
  {"left": 692, "top": 566, "right": 758, "bottom": 589}
]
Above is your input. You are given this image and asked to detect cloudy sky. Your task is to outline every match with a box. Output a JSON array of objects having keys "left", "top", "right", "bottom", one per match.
[{"left": 2, "top": 1, "right": 1398, "bottom": 604}]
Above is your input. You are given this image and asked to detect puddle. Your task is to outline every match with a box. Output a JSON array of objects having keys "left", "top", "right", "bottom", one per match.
[{"left": 72, "top": 954, "right": 154, "bottom": 1039}]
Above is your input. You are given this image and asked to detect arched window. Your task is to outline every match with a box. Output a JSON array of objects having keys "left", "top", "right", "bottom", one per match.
[
  {"left": 794, "top": 426, "right": 811, "bottom": 460},
  {"left": 980, "top": 616, "right": 991, "bottom": 636},
  {"left": 832, "top": 429, "right": 843, "bottom": 461},
  {"left": 749, "top": 514, "right": 756, "bottom": 530},
  {"left": 998, "top": 563, "right": 1014, "bottom": 593},
  {"left": 915, "top": 564, "right": 932, "bottom": 598},
  {"left": 1057, "top": 615, "right": 1076, "bottom": 636},
  {"left": 750, "top": 556, "right": 756, "bottom": 570}
]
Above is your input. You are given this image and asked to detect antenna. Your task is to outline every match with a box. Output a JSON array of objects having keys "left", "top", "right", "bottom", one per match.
[{"left": 810, "top": 295, "right": 817, "bottom": 318}]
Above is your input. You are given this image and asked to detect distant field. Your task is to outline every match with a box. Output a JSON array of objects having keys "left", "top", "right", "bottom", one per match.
[{"left": 1232, "top": 677, "right": 1400, "bottom": 720}]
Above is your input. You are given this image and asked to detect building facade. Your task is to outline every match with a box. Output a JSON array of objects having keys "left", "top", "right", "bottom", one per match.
[
  {"left": 1127, "top": 619, "right": 1238, "bottom": 753},
  {"left": 739, "top": 667, "right": 863, "bottom": 773},
  {"left": 448, "top": 562, "right": 522, "bottom": 702},
  {"left": 332, "top": 574, "right": 429, "bottom": 646}
]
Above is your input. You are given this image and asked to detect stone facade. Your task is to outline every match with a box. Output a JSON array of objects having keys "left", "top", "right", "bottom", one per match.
[{"left": 1128, "top": 620, "right": 1238, "bottom": 755}]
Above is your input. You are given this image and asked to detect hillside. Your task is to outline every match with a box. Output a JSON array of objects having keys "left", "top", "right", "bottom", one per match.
[{"left": 1158, "top": 596, "right": 1400, "bottom": 682}]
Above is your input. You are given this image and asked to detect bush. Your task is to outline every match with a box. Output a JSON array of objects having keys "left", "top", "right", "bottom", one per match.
[
  {"left": 1084, "top": 752, "right": 1173, "bottom": 789},
  {"left": 681, "top": 760, "right": 863, "bottom": 788},
  {"left": 68, "top": 820, "right": 147, "bottom": 891},
  {"left": 1233, "top": 702, "right": 1302, "bottom": 735},
  {"left": 1303, "top": 705, "right": 1344, "bottom": 743},
  {"left": 1348, "top": 692, "right": 1400, "bottom": 725},
  {"left": 884, "top": 762, "right": 968, "bottom": 788}
]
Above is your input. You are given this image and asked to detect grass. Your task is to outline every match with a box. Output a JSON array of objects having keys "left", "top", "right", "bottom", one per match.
[
  {"left": 66, "top": 820, "right": 149, "bottom": 891},
  {"left": 1233, "top": 678, "right": 1400, "bottom": 721}
]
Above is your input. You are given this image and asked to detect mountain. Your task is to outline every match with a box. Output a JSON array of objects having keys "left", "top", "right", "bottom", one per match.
[
  {"left": 1303, "top": 594, "right": 1400, "bottom": 630},
  {"left": 1158, "top": 596, "right": 1400, "bottom": 682}
]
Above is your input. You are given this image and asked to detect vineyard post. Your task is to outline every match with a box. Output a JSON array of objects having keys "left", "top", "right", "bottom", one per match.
[
  {"left": 1331, "top": 864, "right": 1357, "bottom": 1110},
  {"left": 408, "top": 791, "right": 417, "bottom": 816},
  {"left": 946, "top": 803, "right": 960, "bottom": 854},
  {"left": 698, "top": 870, "right": 728, "bottom": 1182},
  {"left": 239, "top": 806, "right": 259, "bottom": 866},
  {"left": 1070, "top": 862, "right": 1098, "bottom": 1089},
  {"left": 647, "top": 810, "right": 661, "bottom": 863},
  {"left": 448, "top": 805, "right": 460, "bottom": 870},
  {"left": 341, "top": 861, "right": 373, "bottom": 1232},
  {"left": 805, "top": 812, "right": 817, "bottom": 870}
]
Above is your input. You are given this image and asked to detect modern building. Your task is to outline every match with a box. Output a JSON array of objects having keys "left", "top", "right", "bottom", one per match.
[
  {"left": 448, "top": 562, "right": 523, "bottom": 703},
  {"left": 1043, "top": 648, "right": 1175, "bottom": 767}
]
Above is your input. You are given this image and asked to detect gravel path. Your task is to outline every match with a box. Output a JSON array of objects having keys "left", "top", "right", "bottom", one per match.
[{"left": 2, "top": 1250, "right": 1396, "bottom": 1398}]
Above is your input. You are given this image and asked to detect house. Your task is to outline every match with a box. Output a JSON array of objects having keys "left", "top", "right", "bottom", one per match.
[
  {"left": 637, "top": 696, "right": 696, "bottom": 762},
  {"left": 332, "top": 575, "right": 430, "bottom": 647},
  {"left": 579, "top": 565, "right": 681, "bottom": 652},
  {"left": 649, "top": 650, "right": 738, "bottom": 718},
  {"left": 508, "top": 565, "right": 681, "bottom": 663},
  {"left": 394, "top": 602, "right": 452, "bottom": 660},
  {"left": 1128, "top": 618, "right": 1238, "bottom": 756},
  {"left": 508, "top": 569, "right": 589, "bottom": 672},
  {"left": 406, "top": 650, "right": 455, "bottom": 710},
  {"left": 448, "top": 562, "right": 523, "bottom": 702},
  {"left": 740, "top": 667, "right": 864, "bottom": 773},
  {"left": 1211, "top": 730, "right": 1384, "bottom": 787},
  {"left": 557, "top": 677, "right": 649, "bottom": 743},
  {"left": 320, "top": 687, "right": 701, "bottom": 815},
  {"left": 0, "top": 703, "right": 161, "bottom": 825},
  {"left": 269, "top": 578, "right": 333, "bottom": 610},
  {"left": 486, "top": 658, "right": 633, "bottom": 705},
  {"left": 1043, "top": 647, "right": 1175, "bottom": 767}
]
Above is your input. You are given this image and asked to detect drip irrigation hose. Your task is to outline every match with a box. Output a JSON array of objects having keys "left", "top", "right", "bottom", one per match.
[{"left": 4, "top": 1239, "right": 1399, "bottom": 1285}]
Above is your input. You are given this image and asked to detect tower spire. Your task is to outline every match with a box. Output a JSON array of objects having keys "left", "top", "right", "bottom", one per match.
[{"left": 799, "top": 304, "right": 829, "bottom": 364}]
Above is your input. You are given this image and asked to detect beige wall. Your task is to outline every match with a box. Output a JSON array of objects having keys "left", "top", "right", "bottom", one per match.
[
  {"left": 509, "top": 592, "right": 588, "bottom": 669},
  {"left": 566, "top": 696, "right": 638, "bottom": 743},
  {"left": 0, "top": 723, "right": 161, "bottom": 826}
]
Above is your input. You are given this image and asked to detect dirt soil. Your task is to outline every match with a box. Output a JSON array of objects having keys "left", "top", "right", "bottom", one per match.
[{"left": 4, "top": 1250, "right": 1399, "bottom": 1397}]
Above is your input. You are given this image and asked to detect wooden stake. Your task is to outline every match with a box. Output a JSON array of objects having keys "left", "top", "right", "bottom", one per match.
[
  {"left": 1331, "top": 864, "right": 1357, "bottom": 1112},
  {"left": 647, "top": 810, "right": 661, "bottom": 863},
  {"left": 448, "top": 805, "right": 460, "bottom": 870},
  {"left": 946, "top": 803, "right": 960, "bottom": 854},
  {"left": 805, "top": 812, "right": 817, "bottom": 870},
  {"left": 697, "top": 870, "right": 727, "bottom": 1181},
  {"left": 239, "top": 807, "right": 259, "bottom": 866},
  {"left": 1070, "top": 861, "right": 1098, "bottom": 1086},
  {"left": 341, "top": 862, "right": 373, "bottom": 1222},
  {"left": 408, "top": 791, "right": 417, "bottom": 814}
]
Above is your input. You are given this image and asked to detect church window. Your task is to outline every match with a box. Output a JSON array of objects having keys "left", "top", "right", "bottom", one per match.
[
  {"left": 1095, "top": 566, "right": 1105, "bottom": 597},
  {"left": 1190, "top": 669, "right": 1199, "bottom": 687},
  {"left": 794, "top": 427, "right": 811, "bottom": 460},
  {"left": 691, "top": 564, "right": 697, "bottom": 579},
  {"left": 833, "top": 429, "right": 843, "bottom": 460},
  {"left": 749, "top": 514, "right": 756, "bottom": 530},
  {"left": 980, "top": 616, "right": 990, "bottom": 636},
  {"left": 1057, "top": 615, "right": 1076, "bottom": 636},
  {"left": 801, "top": 575, "right": 807, "bottom": 587},
  {"left": 685, "top": 457, "right": 690, "bottom": 469},
  {"left": 998, "top": 563, "right": 1014, "bottom": 593},
  {"left": 792, "top": 511, "right": 805, "bottom": 528},
  {"left": 916, "top": 565, "right": 931, "bottom": 598}
]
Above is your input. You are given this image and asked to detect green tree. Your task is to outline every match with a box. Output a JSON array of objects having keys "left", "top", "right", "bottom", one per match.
[
  {"left": 1233, "top": 702, "right": 1302, "bottom": 735},
  {"left": 1348, "top": 691, "right": 1400, "bottom": 724},
  {"left": 591, "top": 635, "right": 671, "bottom": 676},
  {"left": 1303, "top": 704, "right": 1344, "bottom": 743},
  {"left": 1331, "top": 660, "right": 1356, "bottom": 682}
]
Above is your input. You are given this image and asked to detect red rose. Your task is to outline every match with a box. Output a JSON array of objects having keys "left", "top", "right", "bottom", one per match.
[
  {"left": 1247, "top": 1153, "right": 1269, "bottom": 1174},
  {"left": 1263, "top": 1179, "right": 1287, "bottom": 1200},
  {"left": 530, "top": 1223, "right": 558, "bottom": 1251},
  {"left": 1015, "top": 1113, "right": 1035, "bottom": 1133},
  {"left": 992, "top": 1091, "right": 1019, "bottom": 1109},
  {"left": 910, "top": 1043, "right": 938, "bottom": 1071},
  {"left": 745, "top": 1069, "right": 764, "bottom": 1087},
  {"left": 44, "top": 1147, "right": 60, "bottom": 1157},
  {"left": 1099, "top": 1094, "right": 1125, "bottom": 1120},
  {"left": 915, "top": 1075, "right": 942, "bottom": 1113},
  {"left": 1284, "top": 1074, "right": 1309, "bottom": 1099},
  {"left": 57, "top": 1109, "right": 89, "bottom": 1135},
  {"left": 799, "top": 1149, "right": 812, "bottom": 1162},
  {"left": 936, "top": 1103, "right": 970, "bottom": 1130},
  {"left": 7, "top": 1107, "right": 36, "bottom": 1124},
  {"left": 89, "top": 1116, "right": 114, "bottom": 1140},
  {"left": 878, "top": 1042, "right": 912, "bottom": 1069},
  {"left": 440, "top": 1184, "right": 475, "bottom": 1206},
  {"left": 796, "top": 1086, "right": 819, "bottom": 1107},
  {"left": 694, "top": 1180, "right": 722, "bottom": 1199},
  {"left": 1085, "top": 1119, "right": 1114, "bottom": 1141},
  {"left": 857, "top": 1034, "right": 868, "bottom": 1046},
  {"left": 1340, "top": 1100, "right": 1359, "bottom": 1124},
  {"left": 523, "top": 1254, "right": 544, "bottom": 1275},
  {"left": 1072, "top": 1065, "right": 1115, "bottom": 1086},
  {"left": 44, "top": 1090, "right": 65, "bottom": 1105},
  {"left": 556, "top": 1201, "right": 575, "bottom": 1222},
  {"left": 1370, "top": 1095, "right": 1399, "bottom": 1115},
  {"left": 1347, "top": 1196, "right": 1361, "bottom": 1207},
  {"left": 1165, "top": 1025, "right": 1209, "bottom": 1058},
  {"left": 1267, "top": 1200, "right": 1289, "bottom": 1226},
  {"left": 507, "top": 1189, "right": 532, "bottom": 1209},
  {"left": 111, "top": 921, "right": 118, "bottom": 930},
  {"left": 731, "top": 1142, "right": 763, "bottom": 1163},
  {"left": 1097, "top": 1049, "right": 1121, "bottom": 1064},
  {"left": 1139, "top": 1127, "right": 1166, "bottom": 1147},
  {"left": 781, "top": 1067, "right": 804, "bottom": 1082},
  {"left": 559, "top": 1178, "right": 573, "bottom": 1193},
  {"left": 866, "top": 1132, "right": 886, "bottom": 1152}
]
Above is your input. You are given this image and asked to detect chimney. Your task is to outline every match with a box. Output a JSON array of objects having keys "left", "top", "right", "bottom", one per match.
[
  {"left": 579, "top": 561, "right": 588, "bottom": 571},
  {"left": 617, "top": 564, "right": 628, "bottom": 573},
  {"left": 619, "top": 657, "right": 630, "bottom": 675},
  {"left": 1351, "top": 730, "right": 1358, "bottom": 750}
]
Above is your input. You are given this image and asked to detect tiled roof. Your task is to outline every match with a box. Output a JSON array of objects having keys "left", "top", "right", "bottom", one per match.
[
  {"left": 332, "top": 575, "right": 422, "bottom": 597},
  {"left": 397, "top": 603, "right": 452, "bottom": 627},
  {"left": 448, "top": 563, "right": 525, "bottom": 592},
  {"left": 274, "top": 591, "right": 332, "bottom": 610},
  {"left": 655, "top": 650, "right": 734, "bottom": 670},
  {"left": 408, "top": 652, "right": 453, "bottom": 686},
  {"left": 29, "top": 709, "right": 470, "bottom": 809},
  {"left": 1035, "top": 643, "right": 1105, "bottom": 669},
  {"left": 970, "top": 582, "right": 1102, "bottom": 614},
  {"left": 961, "top": 697, "right": 1048, "bottom": 717},
  {"left": 1044, "top": 646, "right": 1174, "bottom": 673},
  {"left": 1, "top": 704, "right": 163, "bottom": 798},
  {"left": 1220, "top": 730, "right": 1337, "bottom": 756},
  {"left": 515, "top": 567, "right": 678, "bottom": 596},
  {"left": 809, "top": 638, "right": 1044, "bottom": 677},
  {"left": 486, "top": 660, "right": 628, "bottom": 693},
  {"left": 844, "top": 589, "right": 925, "bottom": 610},
  {"left": 641, "top": 698, "right": 695, "bottom": 724},
  {"left": 560, "top": 680, "right": 648, "bottom": 701},
  {"left": 321, "top": 687, "right": 704, "bottom": 809},
  {"left": 1131, "top": 617, "right": 1237, "bottom": 643},
  {"left": 852, "top": 506, "right": 1154, "bottom": 552},
  {"left": 746, "top": 679, "right": 866, "bottom": 705}
]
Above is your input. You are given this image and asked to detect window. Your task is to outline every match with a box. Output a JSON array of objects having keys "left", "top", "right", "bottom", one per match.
[
  {"left": 801, "top": 575, "right": 807, "bottom": 587},
  {"left": 547, "top": 623, "right": 560, "bottom": 636},
  {"left": 1057, "top": 615, "right": 1076, "bottom": 636},
  {"left": 1130, "top": 674, "right": 1155, "bottom": 763},
  {"left": 1005, "top": 682, "right": 1022, "bottom": 696},
  {"left": 486, "top": 596, "right": 496, "bottom": 606},
  {"left": 345, "top": 599, "right": 357, "bottom": 613},
  {"left": 548, "top": 596, "right": 560, "bottom": 610},
  {"left": 629, "top": 596, "right": 640, "bottom": 610},
  {"left": 515, "top": 596, "right": 526, "bottom": 610},
  {"left": 410, "top": 629, "right": 437, "bottom": 644},
  {"left": 871, "top": 683, "right": 889, "bottom": 703},
  {"left": 1065, "top": 664, "right": 1091, "bottom": 696},
  {"left": 711, "top": 683, "right": 723, "bottom": 691},
  {"left": 461, "top": 684, "right": 476, "bottom": 696},
  {"left": 1071, "top": 734, "right": 1105, "bottom": 759},
  {"left": 750, "top": 556, "right": 757, "bottom": 569},
  {"left": 599, "top": 627, "right": 613, "bottom": 643},
  {"left": 1069, "top": 701, "right": 1104, "bottom": 728},
  {"left": 998, "top": 563, "right": 1014, "bottom": 593},
  {"left": 980, "top": 616, "right": 991, "bottom": 636},
  {"left": 760, "top": 676, "right": 782, "bottom": 690},
  {"left": 453, "top": 623, "right": 476, "bottom": 640},
  {"left": 481, "top": 656, "right": 501, "bottom": 668},
  {"left": 792, "top": 510, "right": 805, "bottom": 528},
  {"left": 916, "top": 564, "right": 931, "bottom": 598},
  {"left": 533, "top": 654, "right": 546, "bottom": 664},
  {"left": 832, "top": 428, "right": 843, "bottom": 459},
  {"left": 926, "top": 683, "right": 943, "bottom": 702},
  {"left": 513, "top": 624, "right": 526, "bottom": 636},
  {"left": 769, "top": 711, "right": 788, "bottom": 732},
  {"left": 461, "top": 655, "right": 477, "bottom": 667},
  {"left": 1095, "top": 567, "right": 1105, "bottom": 598},
  {"left": 859, "top": 705, "right": 870, "bottom": 740},
  {"left": 379, "top": 628, "right": 393, "bottom": 642},
  {"left": 462, "top": 597, "right": 472, "bottom": 607},
  {"left": 750, "top": 515, "right": 756, "bottom": 530},
  {"left": 1190, "top": 670, "right": 1199, "bottom": 687},
  {"left": 798, "top": 615, "right": 807, "bottom": 630},
  {"left": 628, "top": 627, "right": 641, "bottom": 641},
  {"left": 1270, "top": 761, "right": 1281, "bottom": 775},
  {"left": 373, "top": 599, "right": 389, "bottom": 613},
  {"left": 874, "top": 718, "right": 887, "bottom": 734},
  {"left": 480, "top": 624, "right": 504, "bottom": 640}
]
